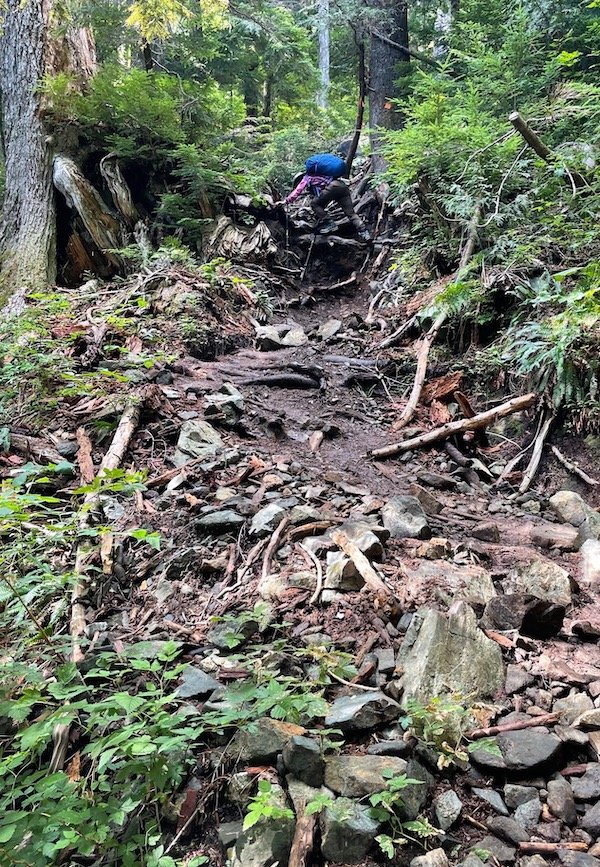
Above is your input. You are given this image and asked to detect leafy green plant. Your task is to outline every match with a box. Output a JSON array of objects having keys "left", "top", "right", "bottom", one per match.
[
  {"left": 242, "top": 780, "right": 294, "bottom": 830},
  {"left": 368, "top": 771, "right": 439, "bottom": 859}
]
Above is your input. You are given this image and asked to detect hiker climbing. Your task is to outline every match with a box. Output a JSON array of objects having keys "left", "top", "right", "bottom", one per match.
[{"left": 276, "top": 152, "right": 370, "bottom": 242}]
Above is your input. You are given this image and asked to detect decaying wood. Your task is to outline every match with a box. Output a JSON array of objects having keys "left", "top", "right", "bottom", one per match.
[
  {"left": 240, "top": 374, "right": 320, "bottom": 389},
  {"left": 551, "top": 444, "right": 600, "bottom": 486},
  {"left": 53, "top": 155, "right": 124, "bottom": 271},
  {"left": 287, "top": 519, "right": 344, "bottom": 541},
  {"left": 509, "top": 112, "right": 586, "bottom": 189},
  {"left": 330, "top": 529, "right": 390, "bottom": 598},
  {"left": 9, "top": 432, "right": 62, "bottom": 464},
  {"left": 261, "top": 517, "right": 290, "bottom": 582},
  {"left": 303, "top": 544, "right": 324, "bottom": 606},
  {"left": 421, "top": 371, "right": 464, "bottom": 405},
  {"left": 467, "top": 712, "right": 558, "bottom": 740},
  {"left": 517, "top": 410, "right": 554, "bottom": 494},
  {"left": 370, "top": 393, "right": 537, "bottom": 459},
  {"left": 444, "top": 441, "right": 472, "bottom": 468},
  {"left": 70, "top": 397, "right": 142, "bottom": 663},
  {"left": 288, "top": 812, "right": 317, "bottom": 867},
  {"left": 49, "top": 723, "right": 71, "bottom": 774},
  {"left": 147, "top": 459, "right": 202, "bottom": 488},
  {"left": 518, "top": 842, "right": 588, "bottom": 854},
  {"left": 99, "top": 153, "right": 141, "bottom": 227}
]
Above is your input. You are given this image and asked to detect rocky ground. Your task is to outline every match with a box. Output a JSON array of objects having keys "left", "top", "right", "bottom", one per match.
[{"left": 5, "top": 253, "right": 600, "bottom": 867}]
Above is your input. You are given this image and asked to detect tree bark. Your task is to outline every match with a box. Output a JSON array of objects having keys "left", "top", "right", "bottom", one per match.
[
  {"left": 345, "top": 33, "right": 367, "bottom": 174},
  {"left": 368, "top": 0, "right": 410, "bottom": 172},
  {"left": 0, "top": 0, "right": 56, "bottom": 295},
  {"left": 317, "top": 0, "right": 330, "bottom": 109}
]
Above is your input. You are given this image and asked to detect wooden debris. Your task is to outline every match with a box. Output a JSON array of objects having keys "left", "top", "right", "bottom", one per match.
[
  {"left": 9, "top": 432, "right": 62, "bottom": 464},
  {"left": 551, "top": 444, "right": 600, "bottom": 486},
  {"left": 516, "top": 410, "right": 554, "bottom": 494},
  {"left": 330, "top": 529, "right": 391, "bottom": 599},
  {"left": 370, "top": 392, "right": 537, "bottom": 459},
  {"left": 262, "top": 517, "right": 290, "bottom": 583},
  {"left": 467, "top": 712, "right": 558, "bottom": 740},
  {"left": 518, "top": 842, "right": 588, "bottom": 855},
  {"left": 509, "top": 112, "right": 586, "bottom": 189},
  {"left": 288, "top": 813, "right": 317, "bottom": 867},
  {"left": 75, "top": 426, "right": 95, "bottom": 483},
  {"left": 421, "top": 370, "right": 464, "bottom": 404}
]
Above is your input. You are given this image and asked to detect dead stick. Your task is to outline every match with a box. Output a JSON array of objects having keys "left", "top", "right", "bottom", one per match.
[
  {"left": 464, "top": 814, "right": 488, "bottom": 832},
  {"left": 370, "top": 392, "right": 537, "bottom": 458},
  {"left": 330, "top": 529, "right": 390, "bottom": 598},
  {"left": 75, "top": 427, "right": 95, "bottom": 483},
  {"left": 467, "top": 712, "right": 558, "bottom": 740},
  {"left": 508, "top": 112, "right": 586, "bottom": 188},
  {"left": 261, "top": 517, "right": 290, "bottom": 582},
  {"left": 303, "top": 544, "right": 324, "bottom": 606},
  {"left": 70, "top": 397, "right": 142, "bottom": 664},
  {"left": 288, "top": 812, "right": 317, "bottom": 867},
  {"left": 551, "top": 444, "right": 600, "bottom": 486},
  {"left": 518, "top": 843, "right": 588, "bottom": 854},
  {"left": 517, "top": 411, "right": 554, "bottom": 494}
]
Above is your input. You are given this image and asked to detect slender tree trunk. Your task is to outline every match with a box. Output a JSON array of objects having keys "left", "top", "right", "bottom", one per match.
[
  {"left": 317, "top": 0, "right": 330, "bottom": 109},
  {"left": 345, "top": 34, "right": 367, "bottom": 174},
  {"left": 243, "top": 70, "right": 261, "bottom": 117},
  {"left": 264, "top": 75, "right": 274, "bottom": 120},
  {"left": 368, "top": 0, "right": 410, "bottom": 172},
  {"left": 0, "top": 0, "right": 56, "bottom": 294}
]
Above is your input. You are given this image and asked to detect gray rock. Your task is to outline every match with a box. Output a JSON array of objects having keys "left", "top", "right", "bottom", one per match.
[
  {"left": 285, "top": 778, "right": 331, "bottom": 815},
  {"left": 486, "top": 816, "right": 530, "bottom": 844},
  {"left": 458, "top": 856, "right": 487, "bottom": 867},
  {"left": 255, "top": 325, "right": 285, "bottom": 350},
  {"left": 382, "top": 495, "right": 431, "bottom": 540},
  {"left": 401, "top": 560, "right": 497, "bottom": 607},
  {"left": 472, "top": 522, "right": 501, "bottom": 543},
  {"left": 316, "top": 318, "right": 342, "bottom": 341},
  {"left": 282, "top": 736, "right": 324, "bottom": 786},
  {"left": 504, "top": 558, "right": 572, "bottom": 607},
  {"left": 396, "top": 758, "right": 434, "bottom": 820},
  {"left": 195, "top": 510, "right": 245, "bottom": 534},
  {"left": 549, "top": 491, "right": 600, "bottom": 540},
  {"left": 281, "top": 326, "right": 308, "bottom": 347},
  {"left": 504, "top": 785, "right": 539, "bottom": 810},
  {"left": 321, "top": 797, "right": 382, "bottom": 864},
  {"left": 575, "top": 709, "right": 600, "bottom": 729},
  {"left": 581, "top": 539, "right": 600, "bottom": 584},
  {"left": 482, "top": 594, "right": 565, "bottom": 639},
  {"left": 410, "top": 848, "right": 449, "bottom": 867},
  {"left": 218, "top": 820, "right": 243, "bottom": 846},
  {"left": 324, "top": 551, "right": 364, "bottom": 591},
  {"left": 554, "top": 690, "right": 594, "bottom": 725},
  {"left": 434, "top": 790, "right": 463, "bottom": 830},
  {"left": 472, "top": 787, "right": 509, "bottom": 815},
  {"left": 229, "top": 718, "right": 306, "bottom": 763},
  {"left": 571, "top": 764, "right": 600, "bottom": 800},
  {"left": 335, "top": 520, "right": 388, "bottom": 560},
  {"left": 204, "top": 382, "right": 244, "bottom": 427},
  {"left": 375, "top": 648, "right": 396, "bottom": 674},
  {"left": 231, "top": 783, "right": 294, "bottom": 867},
  {"left": 152, "top": 575, "right": 175, "bottom": 604},
  {"left": 226, "top": 772, "right": 255, "bottom": 809},
  {"left": 471, "top": 717, "right": 562, "bottom": 773},
  {"left": 520, "top": 856, "right": 548, "bottom": 867},
  {"left": 323, "top": 755, "right": 408, "bottom": 797},
  {"left": 174, "top": 419, "right": 223, "bottom": 465},
  {"left": 176, "top": 665, "right": 220, "bottom": 698},
  {"left": 514, "top": 797, "right": 542, "bottom": 830},
  {"left": 581, "top": 801, "right": 600, "bottom": 836},
  {"left": 367, "top": 740, "right": 412, "bottom": 758},
  {"left": 289, "top": 504, "right": 322, "bottom": 525},
  {"left": 250, "top": 503, "right": 287, "bottom": 536},
  {"left": 325, "top": 690, "right": 402, "bottom": 732},
  {"left": 558, "top": 853, "right": 600, "bottom": 867},
  {"left": 505, "top": 665, "right": 535, "bottom": 695},
  {"left": 546, "top": 777, "right": 576, "bottom": 825},
  {"left": 471, "top": 835, "right": 516, "bottom": 863},
  {"left": 397, "top": 602, "right": 504, "bottom": 703}
]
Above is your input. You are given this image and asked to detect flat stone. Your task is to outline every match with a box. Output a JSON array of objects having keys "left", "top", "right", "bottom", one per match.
[
  {"left": 316, "top": 318, "right": 342, "bottom": 341},
  {"left": 226, "top": 772, "right": 255, "bottom": 809},
  {"left": 504, "top": 784, "right": 539, "bottom": 809},
  {"left": 471, "top": 835, "right": 516, "bottom": 863},
  {"left": 250, "top": 503, "right": 287, "bottom": 536},
  {"left": 409, "top": 483, "right": 443, "bottom": 516},
  {"left": 558, "top": 852, "right": 600, "bottom": 867},
  {"left": 514, "top": 797, "right": 542, "bottom": 830},
  {"left": 195, "top": 510, "right": 245, "bottom": 534},
  {"left": 402, "top": 560, "right": 497, "bottom": 607},
  {"left": 325, "top": 690, "right": 402, "bottom": 732},
  {"left": 550, "top": 491, "right": 600, "bottom": 540},
  {"left": 289, "top": 505, "right": 323, "bottom": 525},
  {"left": 458, "top": 856, "right": 487, "bottom": 867},
  {"left": 530, "top": 522, "right": 580, "bottom": 551},
  {"left": 581, "top": 801, "right": 600, "bottom": 836},
  {"left": 324, "top": 551, "right": 364, "bottom": 591},
  {"left": 546, "top": 777, "right": 576, "bottom": 825},
  {"left": 174, "top": 419, "right": 223, "bottom": 464},
  {"left": 482, "top": 594, "right": 565, "bottom": 638},
  {"left": 571, "top": 764, "right": 600, "bottom": 800},
  {"left": 231, "top": 783, "right": 294, "bottom": 867},
  {"left": 229, "top": 718, "right": 305, "bottom": 763},
  {"left": 575, "top": 709, "right": 600, "bottom": 729},
  {"left": 398, "top": 602, "right": 504, "bottom": 703},
  {"left": 286, "top": 778, "right": 330, "bottom": 815},
  {"left": 382, "top": 495, "right": 431, "bottom": 539},
  {"left": 505, "top": 665, "right": 535, "bottom": 695},
  {"left": 321, "top": 797, "right": 382, "bottom": 864},
  {"left": 520, "top": 857, "right": 548, "bottom": 867},
  {"left": 152, "top": 575, "right": 175, "bottom": 603},
  {"left": 505, "top": 558, "right": 572, "bottom": 607},
  {"left": 473, "top": 787, "right": 509, "bottom": 815},
  {"left": 282, "top": 736, "right": 323, "bottom": 786},
  {"left": 366, "top": 740, "right": 412, "bottom": 758},
  {"left": 486, "top": 816, "right": 530, "bottom": 843},
  {"left": 176, "top": 665, "right": 220, "bottom": 698},
  {"left": 416, "top": 471, "right": 456, "bottom": 490},
  {"left": 553, "top": 690, "right": 594, "bottom": 725},
  {"left": 416, "top": 537, "right": 452, "bottom": 559},
  {"left": 281, "top": 327, "right": 308, "bottom": 347},
  {"left": 375, "top": 648, "right": 396, "bottom": 674},
  {"left": 471, "top": 719, "right": 562, "bottom": 774},
  {"left": 434, "top": 790, "right": 463, "bottom": 830},
  {"left": 472, "top": 522, "right": 501, "bottom": 543},
  {"left": 323, "top": 755, "right": 408, "bottom": 797},
  {"left": 411, "top": 848, "right": 449, "bottom": 867},
  {"left": 218, "top": 820, "right": 243, "bottom": 847}
]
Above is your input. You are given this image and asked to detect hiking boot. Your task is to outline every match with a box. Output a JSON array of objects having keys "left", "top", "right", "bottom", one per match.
[
  {"left": 317, "top": 219, "right": 338, "bottom": 234},
  {"left": 357, "top": 227, "right": 370, "bottom": 242}
]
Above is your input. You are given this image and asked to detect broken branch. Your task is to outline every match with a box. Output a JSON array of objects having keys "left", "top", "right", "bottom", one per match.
[
  {"left": 330, "top": 529, "right": 391, "bottom": 598},
  {"left": 467, "top": 712, "right": 558, "bottom": 739}
]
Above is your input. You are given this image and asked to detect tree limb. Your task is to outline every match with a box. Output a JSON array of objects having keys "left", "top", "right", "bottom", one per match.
[{"left": 372, "top": 29, "right": 441, "bottom": 69}]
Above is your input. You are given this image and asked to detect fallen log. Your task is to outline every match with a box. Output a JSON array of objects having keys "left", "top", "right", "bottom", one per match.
[
  {"left": 467, "top": 712, "right": 558, "bottom": 740},
  {"left": 369, "top": 392, "right": 537, "bottom": 459},
  {"left": 239, "top": 374, "right": 320, "bottom": 389},
  {"left": 330, "top": 529, "right": 391, "bottom": 599},
  {"left": 9, "top": 433, "right": 63, "bottom": 464}
]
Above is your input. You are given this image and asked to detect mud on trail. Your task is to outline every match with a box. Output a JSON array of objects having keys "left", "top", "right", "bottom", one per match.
[{"left": 3, "top": 246, "right": 600, "bottom": 867}]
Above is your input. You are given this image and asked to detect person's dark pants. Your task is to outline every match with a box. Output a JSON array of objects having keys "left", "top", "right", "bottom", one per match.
[{"left": 311, "top": 179, "right": 364, "bottom": 231}]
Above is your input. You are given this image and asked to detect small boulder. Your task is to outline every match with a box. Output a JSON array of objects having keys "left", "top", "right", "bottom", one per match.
[
  {"left": 250, "top": 503, "right": 287, "bottom": 536},
  {"left": 472, "top": 787, "right": 509, "bottom": 816},
  {"left": 553, "top": 690, "right": 594, "bottom": 725},
  {"left": 481, "top": 594, "right": 565, "bottom": 638},
  {"left": 325, "top": 690, "right": 402, "bottom": 732},
  {"left": 581, "top": 539, "right": 600, "bottom": 584},
  {"left": 504, "top": 558, "right": 572, "bottom": 607},
  {"left": 546, "top": 776, "right": 576, "bottom": 825},
  {"left": 581, "top": 801, "right": 600, "bottom": 837},
  {"left": 382, "top": 495, "right": 431, "bottom": 540},
  {"left": 485, "top": 816, "right": 530, "bottom": 844},
  {"left": 229, "top": 718, "right": 305, "bottom": 763},
  {"left": 470, "top": 715, "right": 562, "bottom": 774},
  {"left": 324, "top": 552, "right": 364, "bottom": 591},
  {"left": 174, "top": 419, "right": 224, "bottom": 465},
  {"left": 323, "top": 755, "right": 408, "bottom": 797},
  {"left": 471, "top": 835, "right": 516, "bottom": 863},
  {"left": 176, "top": 665, "right": 220, "bottom": 698},
  {"left": 195, "top": 510, "right": 245, "bottom": 535},
  {"left": 320, "top": 797, "right": 382, "bottom": 864},
  {"left": 282, "top": 736, "right": 324, "bottom": 787},
  {"left": 549, "top": 491, "right": 600, "bottom": 540},
  {"left": 230, "top": 783, "right": 295, "bottom": 867},
  {"left": 410, "top": 849, "right": 449, "bottom": 867},
  {"left": 434, "top": 790, "right": 463, "bottom": 830},
  {"left": 571, "top": 764, "right": 600, "bottom": 801}
]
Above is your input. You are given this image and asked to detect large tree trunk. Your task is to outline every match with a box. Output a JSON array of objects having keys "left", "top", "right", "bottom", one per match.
[
  {"left": 368, "top": 0, "right": 410, "bottom": 173},
  {"left": 0, "top": 0, "right": 56, "bottom": 295},
  {"left": 317, "top": 0, "right": 330, "bottom": 109}
]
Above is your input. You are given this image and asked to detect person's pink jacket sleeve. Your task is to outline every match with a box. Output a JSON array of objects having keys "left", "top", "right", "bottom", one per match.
[{"left": 285, "top": 175, "right": 309, "bottom": 204}]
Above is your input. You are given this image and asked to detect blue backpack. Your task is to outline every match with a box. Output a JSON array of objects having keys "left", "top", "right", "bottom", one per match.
[{"left": 305, "top": 153, "right": 346, "bottom": 178}]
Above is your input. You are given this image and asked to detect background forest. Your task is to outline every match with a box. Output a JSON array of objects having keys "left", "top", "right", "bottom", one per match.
[{"left": 0, "top": 0, "right": 600, "bottom": 865}]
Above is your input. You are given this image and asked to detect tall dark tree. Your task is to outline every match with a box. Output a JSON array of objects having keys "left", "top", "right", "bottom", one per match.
[{"left": 368, "top": 0, "right": 410, "bottom": 171}]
